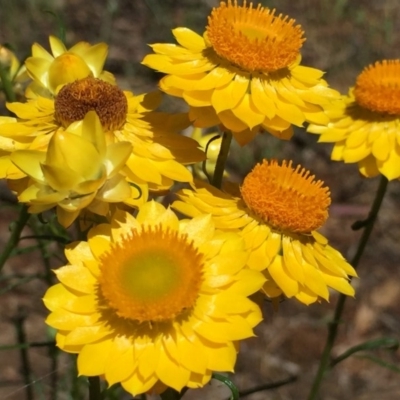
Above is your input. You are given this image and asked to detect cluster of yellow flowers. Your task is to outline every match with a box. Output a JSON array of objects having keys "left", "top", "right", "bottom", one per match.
[{"left": 0, "top": 0, "right": 398, "bottom": 397}]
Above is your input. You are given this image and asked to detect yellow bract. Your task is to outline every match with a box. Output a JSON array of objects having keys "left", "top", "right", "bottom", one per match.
[
  {"left": 173, "top": 161, "right": 357, "bottom": 305},
  {"left": 43, "top": 201, "right": 265, "bottom": 395},
  {"left": 25, "top": 35, "right": 114, "bottom": 94},
  {"left": 308, "top": 59, "right": 400, "bottom": 180},
  {"left": 10, "top": 112, "right": 136, "bottom": 227},
  {"left": 0, "top": 79, "right": 204, "bottom": 192},
  {"left": 142, "top": 1, "right": 339, "bottom": 146}
]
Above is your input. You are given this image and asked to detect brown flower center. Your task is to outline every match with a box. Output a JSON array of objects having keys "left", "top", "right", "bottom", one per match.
[{"left": 54, "top": 77, "right": 128, "bottom": 130}]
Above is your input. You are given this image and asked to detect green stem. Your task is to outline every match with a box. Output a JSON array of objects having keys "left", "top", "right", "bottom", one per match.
[
  {"left": 0, "top": 62, "right": 16, "bottom": 102},
  {"left": 211, "top": 130, "right": 232, "bottom": 189},
  {"left": 14, "top": 313, "right": 34, "bottom": 400},
  {"left": 0, "top": 205, "right": 30, "bottom": 273},
  {"left": 160, "top": 388, "right": 181, "bottom": 400},
  {"left": 89, "top": 376, "right": 102, "bottom": 400},
  {"left": 307, "top": 175, "right": 389, "bottom": 400}
]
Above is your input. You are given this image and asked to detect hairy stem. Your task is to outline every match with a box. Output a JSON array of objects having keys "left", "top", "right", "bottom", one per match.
[{"left": 307, "top": 175, "right": 389, "bottom": 400}]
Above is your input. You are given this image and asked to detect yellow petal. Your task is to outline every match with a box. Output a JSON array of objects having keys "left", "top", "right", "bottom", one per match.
[
  {"left": 268, "top": 256, "right": 298, "bottom": 297},
  {"left": 49, "top": 35, "right": 67, "bottom": 57},
  {"left": 77, "top": 339, "right": 114, "bottom": 376},
  {"left": 137, "top": 201, "right": 168, "bottom": 224},
  {"left": 250, "top": 78, "right": 276, "bottom": 119},
  {"left": 175, "top": 335, "right": 207, "bottom": 374},
  {"left": 65, "top": 325, "right": 110, "bottom": 346},
  {"left": 232, "top": 93, "right": 265, "bottom": 129},
  {"left": 122, "top": 372, "right": 158, "bottom": 396},
  {"left": 376, "top": 143, "right": 400, "bottom": 180},
  {"left": 43, "top": 283, "right": 76, "bottom": 312},
  {"left": 173, "top": 28, "right": 206, "bottom": 52},
  {"left": 54, "top": 264, "right": 96, "bottom": 294},
  {"left": 211, "top": 74, "right": 249, "bottom": 114},
  {"left": 104, "top": 337, "right": 135, "bottom": 385},
  {"left": 156, "top": 346, "right": 190, "bottom": 391},
  {"left": 192, "top": 66, "right": 235, "bottom": 91},
  {"left": 10, "top": 150, "right": 46, "bottom": 181}
]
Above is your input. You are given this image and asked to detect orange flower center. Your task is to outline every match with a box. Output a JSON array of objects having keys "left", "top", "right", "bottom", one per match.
[
  {"left": 206, "top": 0, "right": 305, "bottom": 73},
  {"left": 98, "top": 225, "right": 204, "bottom": 323},
  {"left": 240, "top": 160, "right": 331, "bottom": 233},
  {"left": 54, "top": 77, "right": 128, "bottom": 130},
  {"left": 354, "top": 60, "right": 400, "bottom": 115}
]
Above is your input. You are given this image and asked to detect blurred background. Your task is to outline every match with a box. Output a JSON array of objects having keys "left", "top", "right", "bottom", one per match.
[{"left": 0, "top": 1, "right": 400, "bottom": 399}]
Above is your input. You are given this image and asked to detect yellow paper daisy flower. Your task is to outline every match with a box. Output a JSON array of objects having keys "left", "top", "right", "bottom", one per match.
[
  {"left": 25, "top": 35, "right": 115, "bottom": 94},
  {"left": 0, "top": 45, "right": 27, "bottom": 84},
  {"left": 43, "top": 201, "right": 264, "bottom": 395},
  {"left": 173, "top": 160, "right": 357, "bottom": 305},
  {"left": 0, "top": 77, "right": 204, "bottom": 191},
  {"left": 10, "top": 112, "right": 139, "bottom": 227},
  {"left": 142, "top": 0, "right": 339, "bottom": 146},
  {"left": 308, "top": 59, "right": 400, "bottom": 180}
]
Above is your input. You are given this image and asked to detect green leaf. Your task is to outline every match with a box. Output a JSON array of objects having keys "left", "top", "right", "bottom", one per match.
[
  {"left": 331, "top": 337, "right": 399, "bottom": 368},
  {"left": 212, "top": 374, "right": 239, "bottom": 400},
  {"left": 356, "top": 354, "right": 400, "bottom": 374},
  {"left": 43, "top": 10, "right": 66, "bottom": 44}
]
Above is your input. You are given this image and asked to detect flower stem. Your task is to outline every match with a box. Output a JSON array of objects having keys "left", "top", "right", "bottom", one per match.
[
  {"left": 0, "top": 205, "right": 30, "bottom": 273},
  {"left": 0, "top": 63, "right": 16, "bottom": 103},
  {"left": 211, "top": 130, "right": 232, "bottom": 189},
  {"left": 88, "top": 376, "right": 102, "bottom": 400},
  {"left": 160, "top": 388, "right": 181, "bottom": 400},
  {"left": 307, "top": 175, "right": 389, "bottom": 400}
]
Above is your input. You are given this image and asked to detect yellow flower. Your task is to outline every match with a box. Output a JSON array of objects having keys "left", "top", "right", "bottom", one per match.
[
  {"left": 0, "top": 45, "right": 27, "bottom": 84},
  {"left": 43, "top": 201, "right": 264, "bottom": 395},
  {"left": 25, "top": 35, "right": 114, "bottom": 94},
  {"left": 142, "top": 0, "right": 339, "bottom": 146},
  {"left": 10, "top": 112, "right": 137, "bottom": 227},
  {"left": 0, "top": 77, "right": 204, "bottom": 191},
  {"left": 173, "top": 160, "right": 357, "bottom": 305},
  {"left": 308, "top": 60, "right": 400, "bottom": 180}
]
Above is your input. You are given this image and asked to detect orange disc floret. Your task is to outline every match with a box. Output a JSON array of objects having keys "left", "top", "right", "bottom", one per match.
[
  {"left": 354, "top": 60, "right": 400, "bottom": 115},
  {"left": 240, "top": 160, "right": 331, "bottom": 233},
  {"left": 98, "top": 225, "right": 203, "bottom": 322},
  {"left": 206, "top": 0, "right": 305, "bottom": 72}
]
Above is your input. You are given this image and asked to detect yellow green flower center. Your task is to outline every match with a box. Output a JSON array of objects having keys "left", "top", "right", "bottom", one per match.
[
  {"left": 98, "top": 225, "right": 204, "bottom": 323},
  {"left": 206, "top": 0, "right": 305, "bottom": 73},
  {"left": 354, "top": 60, "right": 400, "bottom": 115},
  {"left": 54, "top": 77, "right": 128, "bottom": 130},
  {"left": 240, "top": 160, "right": 331, "bottom": 233}
]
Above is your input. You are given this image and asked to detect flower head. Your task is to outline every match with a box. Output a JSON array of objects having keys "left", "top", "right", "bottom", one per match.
[
  {"left": 308, "top": 59, "right": 400, "bottom": 180},
  {"left": 10, "top": 111, "right": 137, "bottom": 227},
  {"left": 0, "top": 45, "right": 27, "bottom": 84},
  {"left": 173, "top": 160, "right": 357, "bottom": 305},
  {"left": 142, "top": 0, "right": 338, "bottom": 146},
  {"left": 0, "top": 76, "right": 204, "bottom": 192},
  {"left": 25, "top": 35, "right": 114, "bottom": 94},
  {"left": 43, "top": 201, "right": 264, "bottom": 394}
]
